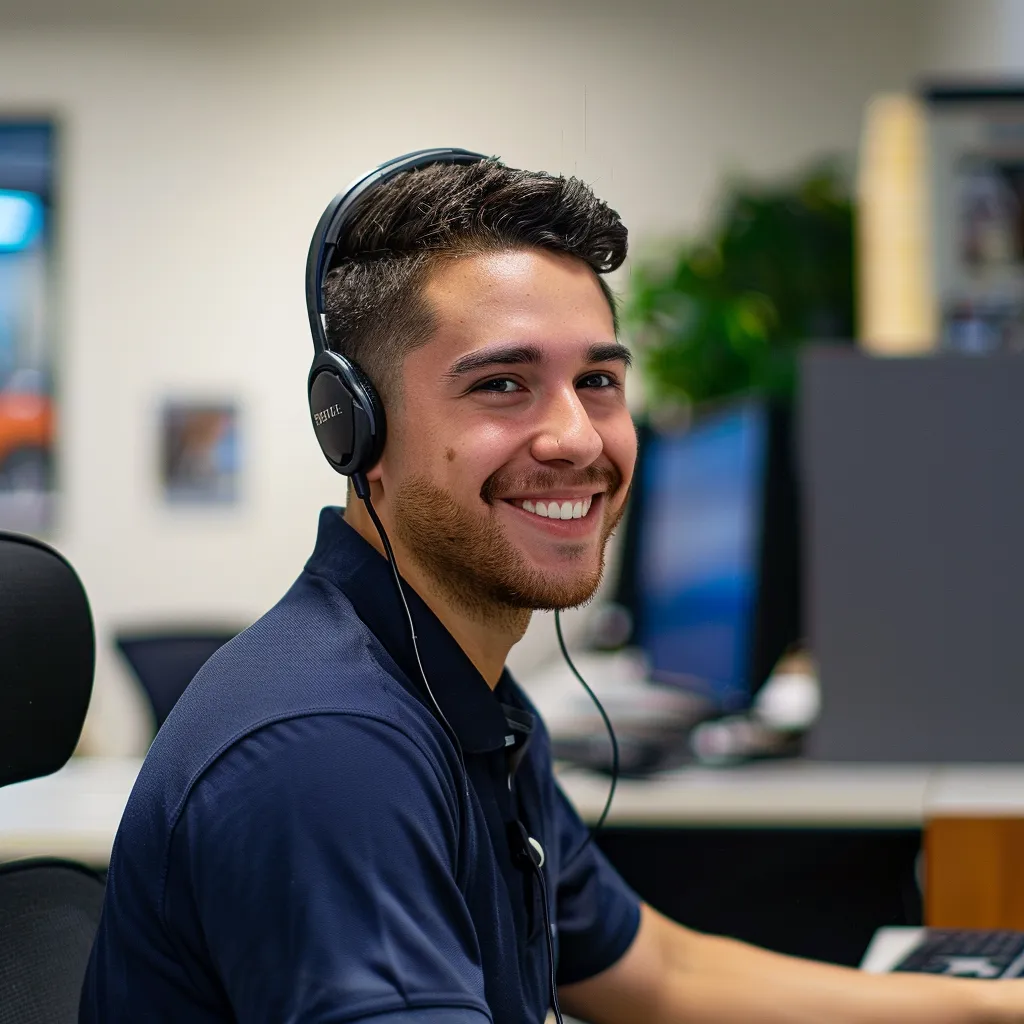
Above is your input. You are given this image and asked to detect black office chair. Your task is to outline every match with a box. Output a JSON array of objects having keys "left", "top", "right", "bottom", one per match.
[
  {"left": 0, "top": 531, "right": 104, "bottom": 1024},
  {"left": 115, "top": 628, "right": 238, "bottom": 733}
]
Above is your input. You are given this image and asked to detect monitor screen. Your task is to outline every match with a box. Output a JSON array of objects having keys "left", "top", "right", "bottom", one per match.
[{"left": 635, "top": 402, "right": 768, "bottom": 710}]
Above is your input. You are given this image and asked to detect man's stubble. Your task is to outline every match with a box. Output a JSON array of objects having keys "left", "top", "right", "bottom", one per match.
[{"left": 391, "top": 465, "right": 627, "bottom": 626}]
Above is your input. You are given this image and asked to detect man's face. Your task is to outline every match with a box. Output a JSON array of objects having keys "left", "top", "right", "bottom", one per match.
[{"left": 374, "top": 248, "right": 637, "bottom": 616}]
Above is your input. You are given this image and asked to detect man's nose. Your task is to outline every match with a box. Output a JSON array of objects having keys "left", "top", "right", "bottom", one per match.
[{"left": 529, "top": 385, "right": 603, "bottom": 466}]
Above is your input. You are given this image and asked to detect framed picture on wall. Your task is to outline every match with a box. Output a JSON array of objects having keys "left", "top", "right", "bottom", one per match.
[
  {"left": 159, "top": 400, "right": 241, "bottom": 506},
  {"left": 925, "top": 84, "right": 1024, "bottom": 353},
  {"left": 0, "top": 120, "right": 56, "bottom": 534}
]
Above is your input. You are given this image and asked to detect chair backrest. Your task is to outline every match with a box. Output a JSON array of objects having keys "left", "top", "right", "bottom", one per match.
[
  {"left": 0, "top": 532, "right": 94, "bottom": 787},
  {"left": 0, "top": 532, "right": 103, "bottom": 1022},
  {"left": 0, "top": 859, "right": 105, "bottom": 1024},
  {"left": 115, "top": 629, "right": 237, "bottom": 732}
]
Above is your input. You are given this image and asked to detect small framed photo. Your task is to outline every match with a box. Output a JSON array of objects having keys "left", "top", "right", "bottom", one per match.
[{"left": 160, "top": 401, "right": 240, "bottom": 505}]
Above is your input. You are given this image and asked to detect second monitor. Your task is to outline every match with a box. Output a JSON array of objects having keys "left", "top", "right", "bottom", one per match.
[{"left": 614, "top": 399, "right": 802, "bottom": 713}]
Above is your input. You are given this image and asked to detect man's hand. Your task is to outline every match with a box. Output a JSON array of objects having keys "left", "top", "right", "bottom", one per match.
[
  {"left": 982, "top": 981, "right": 1024, "bottom": 1024},
  {"left": 558, "top": 903, "right": 1024, "bottom": 1024}
]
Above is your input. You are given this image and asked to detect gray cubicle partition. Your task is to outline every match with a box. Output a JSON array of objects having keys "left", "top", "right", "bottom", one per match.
[{"left": 801, "top": 348, "right": 1024, "bottom": 762}]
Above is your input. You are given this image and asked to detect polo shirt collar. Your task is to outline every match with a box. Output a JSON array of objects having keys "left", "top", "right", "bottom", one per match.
[{"left": 304, "top": 506, "right": 516, "bottom": 755}]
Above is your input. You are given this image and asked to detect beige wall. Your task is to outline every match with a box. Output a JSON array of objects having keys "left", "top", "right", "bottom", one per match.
[
  {"left": 921, "top": 0, "right": 1024, "bottom": 74},
  {"left": 0, "top": 0, "right": 939, "bottom": 753}
]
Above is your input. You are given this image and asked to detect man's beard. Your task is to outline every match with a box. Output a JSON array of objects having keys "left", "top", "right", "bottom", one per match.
[{"left": 390, "top": 464, "right": 626, "bottom": 621}]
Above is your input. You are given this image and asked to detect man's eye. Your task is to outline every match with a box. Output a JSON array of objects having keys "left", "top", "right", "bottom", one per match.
[
  {"left": 475, "top": 378, "right": 521, "bottom": 393},
  {"left": 578, "top": 372, "right": 616, "bottom": 389}
]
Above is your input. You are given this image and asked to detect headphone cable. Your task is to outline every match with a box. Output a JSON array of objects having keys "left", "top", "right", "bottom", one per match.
[
  {"left": 534, "top": 856, "right": 564, "bottom": 1024},
  {"left": 356, "top": 479, "right": 564, "bottom": 1023},
  {"left": 554, "top": 609, "right": 619, "bottom": 847},
  {"left": 355, "top": 478, "right": 597, "bottom": 1024},
  {"left": 354, "top": 474, "right": 469, "bottom": 798}
]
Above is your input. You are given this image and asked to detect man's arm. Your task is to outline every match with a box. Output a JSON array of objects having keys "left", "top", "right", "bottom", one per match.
[{"left": 559, "top": 903, "right": 1023, "bottom": 1024}]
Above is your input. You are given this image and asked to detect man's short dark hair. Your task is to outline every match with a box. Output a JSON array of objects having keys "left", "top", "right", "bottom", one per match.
[{"left": 322, "top": 158, "right": 628, "bottom": 405}]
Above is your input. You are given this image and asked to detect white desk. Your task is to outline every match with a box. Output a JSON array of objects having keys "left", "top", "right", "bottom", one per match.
[
  {"left": 558, "top": 762, "right": 932, "bottom": 828},
  {"left": 7, "top": 757, "right": 1024, "bottom": 864},
  {"left": 0, "top": 757, "right": 141, "bottom": 863}
]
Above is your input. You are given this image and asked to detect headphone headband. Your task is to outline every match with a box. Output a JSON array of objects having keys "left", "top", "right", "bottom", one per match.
[
  {"left": 305, "top": 147, "right": 488, "bottom": 480},
  {"left": 305, "top": 147, "right": 487, "bottom": 354}
]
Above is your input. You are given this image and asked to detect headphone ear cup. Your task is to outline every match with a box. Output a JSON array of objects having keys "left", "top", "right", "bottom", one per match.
[
  {"left": 346, "top": 362, "right": 386, "bottom": 469},
  {"left": 308, "top": 352, "right": 386, "bottom": 476}
]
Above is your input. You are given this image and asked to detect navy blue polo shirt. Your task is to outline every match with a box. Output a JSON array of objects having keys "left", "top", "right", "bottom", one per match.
[{"left": 81, "top": 507, "right": 640, "bottom": 1024}]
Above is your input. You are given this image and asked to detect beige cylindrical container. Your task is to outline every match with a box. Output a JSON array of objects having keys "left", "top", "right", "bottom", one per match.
[{"left": 857, "top": 93, "right": 938, "bottom": 354}]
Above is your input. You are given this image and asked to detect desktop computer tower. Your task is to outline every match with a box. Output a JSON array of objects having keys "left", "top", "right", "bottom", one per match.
[{"left": 801, "top": 347, "right": 1024, "bottom": 762}]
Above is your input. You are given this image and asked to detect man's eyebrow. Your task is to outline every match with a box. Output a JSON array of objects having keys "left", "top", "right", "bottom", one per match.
[
  {"left": 443, "top": 341, "right": 632, "bottom": 382},
  {"left": 443, "top": 344, "right": 544, "bottom": 382},
  {"left": 587, "top": 342, "right": 633, "bottom": 369}
]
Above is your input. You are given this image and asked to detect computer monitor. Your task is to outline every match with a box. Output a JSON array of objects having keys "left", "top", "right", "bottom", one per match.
[{"left": 614, "top": 399, "right": 802, "bottom": 712}]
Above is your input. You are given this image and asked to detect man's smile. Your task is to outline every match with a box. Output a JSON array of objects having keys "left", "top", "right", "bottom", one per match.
[
  {"left": 518, "top": 495, "right": 594, "bottom": 519},
  {"left": 498, "top": 493, "right": 605, "bottom": 534},
  {"left": 510, "top": 495, "right": 594, "bottom": 519}
]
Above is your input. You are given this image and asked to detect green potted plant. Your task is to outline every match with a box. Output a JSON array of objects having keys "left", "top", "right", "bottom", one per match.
[{"left": 625, "top": 161, "right": 855, "bottom": 412}]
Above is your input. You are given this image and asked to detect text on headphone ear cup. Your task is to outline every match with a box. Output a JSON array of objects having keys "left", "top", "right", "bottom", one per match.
[
  {"left": 309, "top": 369, "right": 357, "bottom": 470},
  {"left": 308, "top": 350, "right": 386, "bottom": 477}
]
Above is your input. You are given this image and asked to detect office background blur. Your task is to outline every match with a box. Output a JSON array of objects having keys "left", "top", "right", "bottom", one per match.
[{"left": 0, "top": 0, "right": 1019, "bottom": 755}]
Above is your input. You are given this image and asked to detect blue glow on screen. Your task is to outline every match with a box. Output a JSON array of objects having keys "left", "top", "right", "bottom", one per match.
[
  {"left": 0, "top": 190, "right": 43, "bottom": 253},
  {"left": 637, "top": 403, "right": 768, "bottom": 708}
]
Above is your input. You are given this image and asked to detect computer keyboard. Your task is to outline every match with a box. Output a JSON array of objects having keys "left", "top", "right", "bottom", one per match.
[{"left": 893, "top": 929, "right": 1024, "bottom": 978}]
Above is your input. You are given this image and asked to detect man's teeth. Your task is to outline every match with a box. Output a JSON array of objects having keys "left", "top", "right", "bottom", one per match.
[{"left": 519, "top": 497, "right": 593, "bottom": 520}]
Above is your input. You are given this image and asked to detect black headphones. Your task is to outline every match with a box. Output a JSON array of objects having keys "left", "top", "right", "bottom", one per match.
[{"left": 305, "top": 148, "right": 487, "bottom": 488}]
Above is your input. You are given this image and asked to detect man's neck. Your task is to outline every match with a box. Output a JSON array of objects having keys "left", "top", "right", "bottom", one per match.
[{"left": 343, "top": 501, "right": 529, "bottom": 689}]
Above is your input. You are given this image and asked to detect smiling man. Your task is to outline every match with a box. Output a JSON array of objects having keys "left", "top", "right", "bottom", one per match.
[{"left": 82, "top": 157, "right": 1024, "bottom": 1024}]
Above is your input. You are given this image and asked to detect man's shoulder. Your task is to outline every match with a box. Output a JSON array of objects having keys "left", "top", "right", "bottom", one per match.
[
  {"left": 122, "top": 569, "right": 448, "bottom": 854},
  {"left": 172, "top": 568, "right": 429, "bottom": 741}
]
